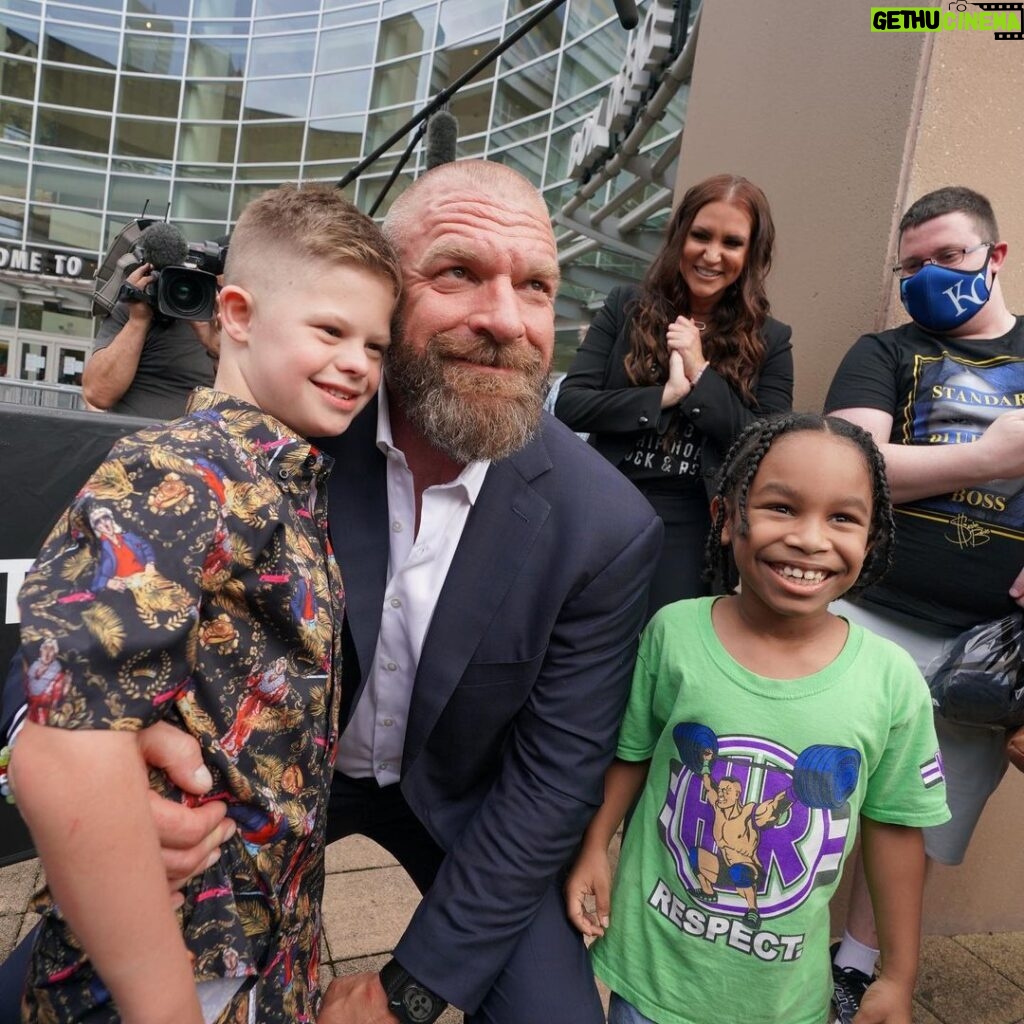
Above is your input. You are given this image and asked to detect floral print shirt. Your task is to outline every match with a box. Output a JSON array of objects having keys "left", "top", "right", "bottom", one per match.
[{"left": 18, "top": 388, "right": 344, "bottom": 1024}]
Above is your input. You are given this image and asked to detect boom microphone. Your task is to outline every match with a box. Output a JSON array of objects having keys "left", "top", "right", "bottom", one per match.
[
  {"left": 612, "top": 0, "right": 639, "bottom": 30},
  {"left": 425, "top": 109, "right": 459, "bottom": 170},
  {"left": 137, "top": 221, "right": 189, "bottom": 270}
]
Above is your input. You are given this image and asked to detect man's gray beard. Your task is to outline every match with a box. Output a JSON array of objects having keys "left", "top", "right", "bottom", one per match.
[{"left": 385, "top": 333, "right": 547, "bottom": 464}]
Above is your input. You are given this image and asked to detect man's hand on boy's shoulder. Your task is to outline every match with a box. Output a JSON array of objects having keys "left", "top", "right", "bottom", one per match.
[
  {"left": 851, "top": 975, "right": 913, "bottom": 1024},
  {"left": 137, "top": 722, "right": 234, "bottom": 902}
]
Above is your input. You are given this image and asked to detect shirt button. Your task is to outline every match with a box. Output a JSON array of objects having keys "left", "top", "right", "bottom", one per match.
[
  {"left": 638, "top": 414, "right": 649, "bottom": 426},
  {"left": 691, "top": 407, "right": 702, "bottom": 417},
  {"left": 390, "top": 598, "right": 402, "bottom": 608},
  {"left": 382, "top": 718, "right": 394, "bottom": 727},
  {"left": 386, "top": 661, "right": 398, "bottom": 671},
  {"left": 392, "top": 521, "right": 403, "bottom": 532},
  {"left": 378, "top": 761, "right": 390, "bottom": 772},
  {"left": 278, "top": 468, "right": 291, "bottom": 480}
]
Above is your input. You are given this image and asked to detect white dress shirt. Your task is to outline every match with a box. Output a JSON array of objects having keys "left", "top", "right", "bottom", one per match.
[{"left": 336, "top": 385, "right": 489, "bottom": 785}]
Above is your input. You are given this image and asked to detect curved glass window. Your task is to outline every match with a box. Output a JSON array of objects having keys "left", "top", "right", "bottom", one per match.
[
  {"left": 238, "top": 120, "right": 303, "bottom": 162},
  {"left": 108, "top": 174, "right": 171, "bottom": 217},
  {"left": 257, "top": 0, "right": 319, "bottom": 14},
  {"left": 318, "top": 22, "right": 377, "bottom": 72},
  {"left": 48, "top": 6, "right": 121, "bottom": 29},
  {"left": 566, "top": 0, "right": 615, "bottom": 37},
  {"left": 493, "top": 54, "right": 556, "bottom": 125},
  {"left": 28, "top": 204, "right": 102, "bottom": 250},
  {"left": 311, "top": 68, "right": 372, "bottom": 118},
  {"left": 376, "top": 9, "right": 433, "bottom": 62},
  {"left": 502, "top": 7, "right": 563, "bottom": 66},
  {"left": 184, "top": 80, "right": 242, "bottom": 120},
  {"left": 436, "top": 0, "right": 503, "bottom": 48},
  {"left": 0, "top": 99, "right": 32, "bottom": 144},
  {"left": 126, "top": 16, "right": 187, "bottom": 34},
  {"left": 255, "top": 14, "right": 319, "bottom": 33},
  {"left": 0, "top": 158, "right": 28, "bottom": 200},
  {"left": 36, "top": 108, "right": 111, "bottom": 154},
  {"left": 188, "top": 36, "right": 247, "bottom": 77},
  {"left": 32, "top": 164, "right": 107, "bottom": 209},
  {"left": 131, "top": 0, "right": 191, "bottom": 16},
  {"left": 248, "top": 32, "right": 315, "bottom": 77},
  {"left": 0, "top": 199, "right": 24, "bottom": 238},
  {"left": 44, "top": 24, "right": 119, "bottom": 70},
  {"left": 172, "top": 180, "right": 231, "bottom": 222},
  {"left": 1, "top": 15, "right": 40, "bottom": 59},
  {"left": 41, "top": 65, "right": 117, "bottom": 113},
  {"left": 115, "top": 116, "right": 177, "bottom": 160},
  {"left": 0, "top": 56, "right": 36, "bottom": 100},
  {"left": 244, "top": 77, "right": 311, "bottom": 120},
  {"left": 178, "top": 122, "right": 238, "bottom": 163},
  {"left": 305, "top": 116, "right": 363, "bottom": 161},
  {"left": 118, "top": 76, "right": 183, "bottom": 119},
  {"left": 556, "top": 21, "right": 621, "bottom": 102},
  {"left": 194, "top": 0, "right": 254, "bottom": 16},
  {"left": 370, "top": 55, "right": 426, "bottom": 109},
  {"left": 323, "top": 5, "right": 379, "bottom": 28},
  {"left": 123, "top": 32, "right": 187, "bottom": 76}
]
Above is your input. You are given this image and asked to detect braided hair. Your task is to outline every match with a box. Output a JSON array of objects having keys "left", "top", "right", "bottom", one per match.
[{"left": 703, "top": 413, "right": 894, "bottom": 595}]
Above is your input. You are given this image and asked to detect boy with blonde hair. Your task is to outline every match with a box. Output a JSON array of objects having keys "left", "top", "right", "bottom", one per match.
[{"left": 10, "top": 184, "right": 399, "bottom": 1024}]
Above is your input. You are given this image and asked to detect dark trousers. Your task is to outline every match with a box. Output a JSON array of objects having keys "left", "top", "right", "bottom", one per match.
[
  {"left": 327, "top": 771, "right": 605, "bottom": 1024},
  {"left": 0, "top": 775, "right": 605, "bottom": 1024},
  {"left": 0, "top": 921, "right": 31, "bottom": 1024}
]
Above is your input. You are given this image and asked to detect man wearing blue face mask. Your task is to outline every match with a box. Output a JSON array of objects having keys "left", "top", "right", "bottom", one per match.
[{"left": 823, "top": 185, "right": 1024, "bottom": 1022}]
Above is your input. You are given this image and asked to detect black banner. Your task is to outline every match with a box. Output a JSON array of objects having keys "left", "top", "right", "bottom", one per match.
[{"left": 0, "top": 403, "right": 154, "bottom": 865}]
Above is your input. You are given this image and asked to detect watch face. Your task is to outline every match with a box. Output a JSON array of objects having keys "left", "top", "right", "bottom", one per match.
[{"left": 401, "top": 986, "right": 437, "bottom": 1023}]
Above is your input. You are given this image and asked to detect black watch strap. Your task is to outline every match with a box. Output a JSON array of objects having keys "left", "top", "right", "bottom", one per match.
[{"left": 379, "top": 958, "right": 447, "bottom": 1024}]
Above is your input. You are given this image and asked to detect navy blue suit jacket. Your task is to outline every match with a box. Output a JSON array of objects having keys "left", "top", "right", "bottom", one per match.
[{"left": 318, "top": 400, "right": 662, "bottom": 1011}]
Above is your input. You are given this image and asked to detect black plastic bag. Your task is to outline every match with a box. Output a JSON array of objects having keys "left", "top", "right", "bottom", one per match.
[{"left": 926, "top": 613, "right": 1024, "bottom": 728}]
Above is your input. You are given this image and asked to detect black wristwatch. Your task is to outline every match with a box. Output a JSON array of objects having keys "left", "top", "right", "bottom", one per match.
[{"left": 379, "top": 958, "right": 447, "bottom": 1024}]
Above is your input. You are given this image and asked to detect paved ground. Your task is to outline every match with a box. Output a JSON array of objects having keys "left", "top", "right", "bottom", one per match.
[{"left": 3, "top": 835, "right": 1024, "bottom": 1023}]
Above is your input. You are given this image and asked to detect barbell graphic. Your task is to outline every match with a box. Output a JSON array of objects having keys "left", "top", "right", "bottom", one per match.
[{"left": 672, "top": 722, "right": 862, "bottom": 812}]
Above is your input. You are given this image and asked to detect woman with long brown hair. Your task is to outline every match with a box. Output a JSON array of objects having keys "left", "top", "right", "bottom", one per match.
[{"left": 555, "top": 173, "right": 793, "bottom": 619}]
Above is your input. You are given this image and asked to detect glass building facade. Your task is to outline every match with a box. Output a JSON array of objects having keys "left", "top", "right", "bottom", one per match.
[{"left": 0, "top": 0, "right": 695, "bottom": 386}]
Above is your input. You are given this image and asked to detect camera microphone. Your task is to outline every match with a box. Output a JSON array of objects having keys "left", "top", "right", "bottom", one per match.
[
  {"left": 137, "top": 221, "right": 189, "bottom": 270},
  {"left": 612, "top": 0, "right": 639, "bottom": 29},
  {"left": 425, "top": 110, "right": 458, "bottom": 170}
]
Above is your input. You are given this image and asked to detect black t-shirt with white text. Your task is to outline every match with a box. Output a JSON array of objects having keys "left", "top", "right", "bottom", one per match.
[{"left": 825, "top": 317, "right": 1024, "bottom": 629}]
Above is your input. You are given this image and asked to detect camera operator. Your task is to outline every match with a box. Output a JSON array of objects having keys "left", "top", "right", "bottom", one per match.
[{"left": 82, "top": 258, "right": 221, "bottom": 421}]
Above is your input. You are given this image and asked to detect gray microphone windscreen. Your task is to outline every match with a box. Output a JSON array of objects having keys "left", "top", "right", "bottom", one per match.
[
  {"left": 612, "top": 0, "right": 639, "bottom": 29},
  {"left": 425, "top": 111, "right": 458, "bottom": 170},
  {"left": 138, "top": 222, "right": 189, "bottom": 269}
]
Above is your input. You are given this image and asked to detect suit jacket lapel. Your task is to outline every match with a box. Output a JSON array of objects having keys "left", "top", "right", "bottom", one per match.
[
  {"left": 403, "top": 432, "right": 553, "bottom": 770},
  {"left": 318, "top": 400, "right": 389, "bottom": 693}
]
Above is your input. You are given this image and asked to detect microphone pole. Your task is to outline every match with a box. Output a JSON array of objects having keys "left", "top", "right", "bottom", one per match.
[{"left": 339, "top": 0, "right": 569, "bottom": 190}]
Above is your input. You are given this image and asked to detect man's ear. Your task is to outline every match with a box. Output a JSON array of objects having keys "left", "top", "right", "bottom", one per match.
[
  {"left": 217, "top": 285, "right": 254, "bottom": 345},
  {"left": 711, "top": 495, "right": 733, "bottom": 544},
  {"left": 990, "top": 240, "right": 1009, "bottom": 277}
]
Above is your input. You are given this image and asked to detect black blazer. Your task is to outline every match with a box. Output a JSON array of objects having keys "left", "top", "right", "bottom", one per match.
[
  {"left": 318, "top": 401, "right": 662, "bottom": 1011},
  {"left": 555, "top": 285, "right": 794, "bottom": 494}
]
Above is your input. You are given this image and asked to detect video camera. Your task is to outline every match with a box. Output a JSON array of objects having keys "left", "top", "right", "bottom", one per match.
[
  {"left": 92, "top": 215, "right": 228, "bottom": 323},
  {"left": 127, "top": 223, "right": 227, "bottom": 322}
]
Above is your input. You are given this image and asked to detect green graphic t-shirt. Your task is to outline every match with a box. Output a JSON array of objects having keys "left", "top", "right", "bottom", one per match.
[{"left": 591, "top": 597, "right": 950, "bottom": 1024}]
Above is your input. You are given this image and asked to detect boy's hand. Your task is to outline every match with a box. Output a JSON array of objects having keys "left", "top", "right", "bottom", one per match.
[
  {"left": 852, "top": 975, "right": 913, "bottom": 1024},
  {"left": 319, "top": 974, "right": 399, "bottom": 1023},
  {"left": 564, "top": 843, "right": 612, "bottom": 938},
  {"left": 137, "top": 722, "right": 234, "bottom": 902}
]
